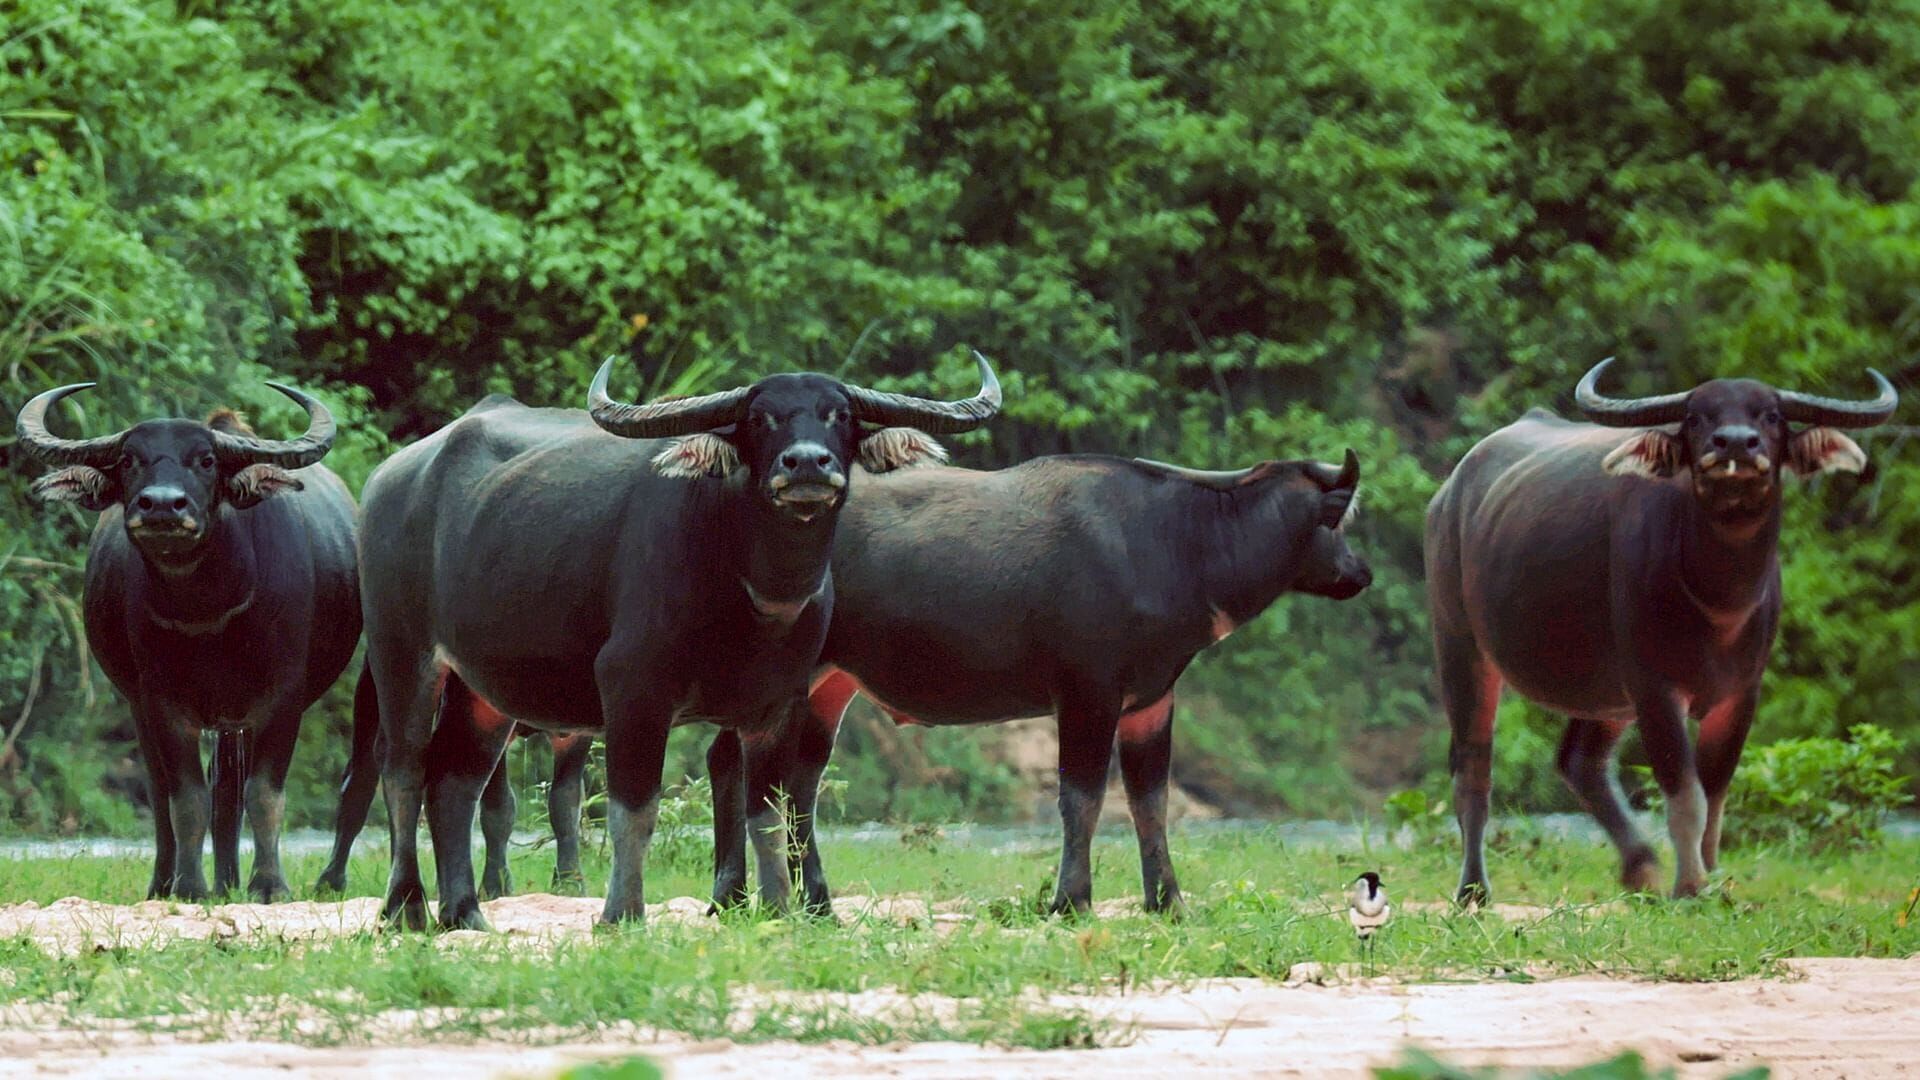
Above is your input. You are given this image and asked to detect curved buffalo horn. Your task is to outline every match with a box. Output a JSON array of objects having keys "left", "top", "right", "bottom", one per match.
[
  {"left": 1306, "top": 448, "right": 1361, "bottom": 489},
  {"left": 1778, "top": 369, "right": 1899, "bottom": 429},
  {"left": 210, "top": 382, "right": 337, "bottom": 469},
  {"left": 14, "top": 383, "right": 129, "bottom": 467},
  {"left": 589, "top": 356, "right": 753, "bottom": 438},
  {"left": 843, "top": 350, "right": 1002, "bottom": 434},
  {"left": 1574, "top": 357, "right": 1691, "bottom": 427}
]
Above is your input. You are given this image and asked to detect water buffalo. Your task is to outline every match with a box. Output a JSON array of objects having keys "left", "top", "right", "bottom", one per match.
[
  {"left": 361, "top": 353, "right": 1000, "bottom": 928},
  {"left": 1427, "top": 358, "right": 1898, "bottom": 902},
  {"left": 17, "top": 382, "right": 362, "bottom": 902},
  {"left": 710, "top": 445, "right": 1373, "bottom": 916}
]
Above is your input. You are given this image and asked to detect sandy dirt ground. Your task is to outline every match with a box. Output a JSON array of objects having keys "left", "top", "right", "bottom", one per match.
[{"left": 1, "top": 894, "right": 1915, "bottom": 1078}]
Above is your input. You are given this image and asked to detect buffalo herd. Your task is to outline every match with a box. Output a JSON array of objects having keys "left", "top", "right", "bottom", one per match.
[{"left": 15, "top": 353, "right": 1899, "bottom": 924}]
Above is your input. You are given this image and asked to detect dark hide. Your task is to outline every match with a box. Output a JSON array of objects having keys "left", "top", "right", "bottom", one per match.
[
  {"left": 1427, "top": 375, "right": 1888, "bottom": 904},
  {"left": 709, "top": 450, "right": 1372, "bottom": 916},
  {"left": 359, "top": 367, "right": 983, "bottom": 929},
  {"left": 29, "top": 409, "right": 358, "bottom": 902}
]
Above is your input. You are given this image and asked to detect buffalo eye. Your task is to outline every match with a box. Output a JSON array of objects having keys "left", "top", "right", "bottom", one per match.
[
  {"left": 197, "top": 452, "right": 216, "bottom": 470},
  {"left": 1684, "top": 415, "right": 1703, "bottom": 429},
  {"left": 1762, "top": 409, "right": 1782, "bottom": 426}
]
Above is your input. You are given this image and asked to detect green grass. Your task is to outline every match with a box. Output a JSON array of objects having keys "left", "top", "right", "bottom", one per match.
[{"left": 0, "top": 823, "right": 1914, "bottom": 1050}]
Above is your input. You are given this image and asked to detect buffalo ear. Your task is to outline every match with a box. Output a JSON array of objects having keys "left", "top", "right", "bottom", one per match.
[
  {"left": 1318, "top": 487, "right": 1358, "bottom": 529},
  {"left": 651, "top": 433, "right": 740, "bottom": 479},
  {"left": 31, "top": 466, "right": 119, "bottom": 511},
  {"left": 1785, "top": 427, "right": 1867, "bottom": 476},
  {"left": 226, "top": 463, "right": 304, "bottom": 508},
  {"left": 1602, "top": 430, "right": 1686, "bottom": 478},
  {"left": 857, "top": 427, "right": 948, "bottom": 473}
]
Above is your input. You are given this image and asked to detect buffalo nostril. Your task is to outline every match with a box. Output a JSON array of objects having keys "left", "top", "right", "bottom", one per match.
[
  {"left": 1710, "top": 433, "right": 1730, "bottom": 450},
  {"left": 1743, "top": 435, "right": 1760, "bottom": 451},
  {"left": 780, "top": 452, "right": 801, "bottom": 470},
  {"left": 814, "top": 453, "right": 832, "bottom": 469},
  {"left": 170, "top": 496, "right": 189, "bottom": 512},
  {"left": 136, "top": 494, "right": 155, "bottom": 511}
]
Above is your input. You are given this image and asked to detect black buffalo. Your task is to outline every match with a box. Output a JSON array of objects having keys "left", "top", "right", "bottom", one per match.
[
  {"left": 710, "top": 445, "right": 1372, "bottom": 916},
  {"left": 18, "top": 382, "right": 362, "bottom": 902},
  {"left": 1426, "top": 358, "right": 1898, "bottom": 901},
  {"left": 360, "top": 354, "right": 1000, "bottom": 928}
]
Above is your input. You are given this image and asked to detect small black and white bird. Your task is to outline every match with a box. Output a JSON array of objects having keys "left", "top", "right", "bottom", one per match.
[{"left": 1349, "top": 871, "right": 1391, "bottom": 973}]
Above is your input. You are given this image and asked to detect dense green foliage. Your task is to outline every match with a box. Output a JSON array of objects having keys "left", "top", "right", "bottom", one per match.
[
  {"left": 2, "top": 0, "right": 1916, "bottom": 832},
  {"left": 1641, "top": 723, "right": 1914, "bottom": 851}
]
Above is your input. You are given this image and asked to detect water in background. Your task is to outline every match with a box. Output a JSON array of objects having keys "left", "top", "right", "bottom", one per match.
[{"left": 5, "top": 814, "right": 1916, "bottom": 860}]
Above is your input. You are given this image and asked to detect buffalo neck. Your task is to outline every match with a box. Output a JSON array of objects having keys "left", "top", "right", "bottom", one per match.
[
  {"left": 134, "top": 507, "right": 259, "bottom": 632},
  {"left": 730, "top": 493, "right": 839, "bottom": 609},
  {"left": 1675, "top": 489, "right": 1782, "bottom": 622},
  {"left": 1193, "top": 482, "right": 1310, "bottom": 626}
]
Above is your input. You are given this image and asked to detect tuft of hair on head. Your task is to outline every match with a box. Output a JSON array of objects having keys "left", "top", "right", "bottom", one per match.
[
  {"left": 857, "top": 427, "right": 948, "bottom": 473},
  {"left": 1338, "top": 488, "right": 1361, "bottom": 530},
  {"left": 652, "top": 433, "right": 740, "bottom": 478},
  {"left": 206, "top": 408, "right": 256, "bottom": 436}
]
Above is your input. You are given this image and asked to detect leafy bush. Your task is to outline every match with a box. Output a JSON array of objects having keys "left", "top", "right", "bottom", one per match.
[
  {"left": 4, "top": 0, "right": 1917, "bottom": 832},
  {"left": 1722, "top": 725, "right": 1913, "bottom": 852}
]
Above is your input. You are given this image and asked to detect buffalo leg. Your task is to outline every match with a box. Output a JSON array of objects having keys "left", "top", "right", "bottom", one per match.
[
  {"left": 210, "top": 732, "right": 246, "bottom": 895},
  {"left": 424, "top": 673, "right": 516, "bottom": 930},
  {"left": 780, "top": 693, "right": 840, "bottom": 918},
  {"left": 1050, "top": 686, "right": 1123, "bottom": 916},
  {"left": 548, "top": 733, "right": 591, "bottom": 894},
  {"left": 1117, "top": 693, "right": 1183, "bottom": 915},
  {"left": 243, "top": 708, "right": 300, "bottom": 903},
  {"left": 1555, "top": 717, "right": 1656, "bottom": 891},
  {"left": 378, "top": 654, "right": 441, "bottom": 930},
  {"left": 1635, "top": 693, "right": 1708, "bottom": 897},
  {"left": 148, "top": 716, "right": 213, "bottom": 902},
  {"left": 133, "top": 707, "right": 180, "bottom": 899},
  {"left": 477, "top": 749, "right": 516, "bottom": 901},
  {"left": 706, "top": 730, "right": 749, "bottom": 911},
  {"left": 1696, "top": 692, "right": 1758, "bottom": 873},
  {"left": 317, "top": 662, "right": 380, "bottom": 894},
  {"left": 596, "top": 652, "right": 675, "bottom": 925},
  {"left": 743, "top": 727, "right": 794, "bottom": 913},
  {"left": 1437, "top": 636, "right": 1501, "bottom": 906}
]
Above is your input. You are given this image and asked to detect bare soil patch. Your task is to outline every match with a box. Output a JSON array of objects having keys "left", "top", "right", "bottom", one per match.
[
  {"left": 1, "top": 896, "right": 1915, "bottom": 1077},
  {"left": 0, "top": 958, "right": 1914, "bottom": 1078}
]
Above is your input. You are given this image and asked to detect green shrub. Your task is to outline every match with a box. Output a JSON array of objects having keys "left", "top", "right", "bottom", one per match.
[{"left": 1723, "top": 724, "right": 1913, "bottom": 852}]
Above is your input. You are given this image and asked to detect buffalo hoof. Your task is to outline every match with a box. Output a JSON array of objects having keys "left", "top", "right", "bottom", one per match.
[
  {"left": 248, "top": 876, "right": 292, "bottom": 904},
  {"left": 479, "top": 869, "right": 513, "bottom": 901},
  {"left": 551, "top": 870, "right": 588, "bottom": 897},
  {"left": 1670, "top": 874, "right": 1707, "bottom": 900},
  {"left": 1147, "top": 898, "right": 1189, "bottom": 921},
  {"left": 1144, "top": 884, "right": 1187, "bottom": 919},
  {"left": 313, "top": 868, "right": 348, "bottom": 897},
  {"left": 1454, "top": 879, "right": 1491, "bottom": 910},
  {"left": 1620, "top": 851, "right": 1661, "bottom": 894},
  {"left": 1046, "top": 894, "right": 1094, "bottom": 920},
  {"left": 173, "top": 881, "right": 211, "bottom": 904},
  {"left": 436, "top": 896, "right": 492, "bottom": 932},
  {"left": 798, "top": 897, "right": 839, "bottom": 924},
  {"left": 595, "top": 908, "right": 646, "bottom": 931},
  {"left": 381, "top": 891, "right": 430, "bottom": 932}
]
